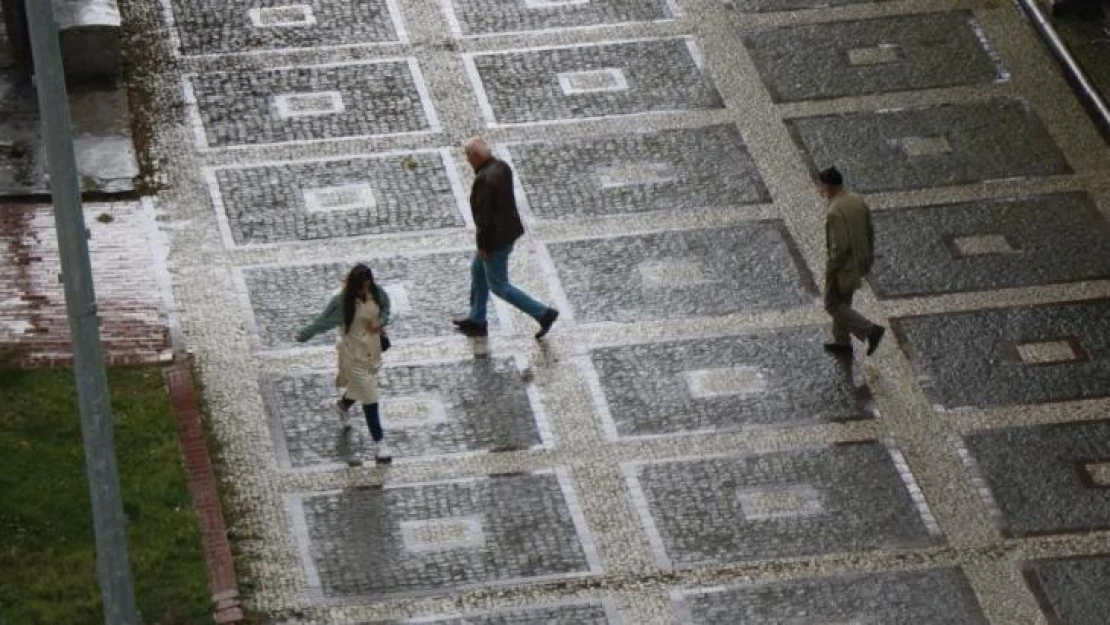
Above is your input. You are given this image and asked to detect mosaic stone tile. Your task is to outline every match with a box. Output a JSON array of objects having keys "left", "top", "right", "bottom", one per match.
[
  {"left": 1024, "top": 556, "right": 1110, "bottom": 625},
  {"left": 467, "top": 38, "right": 723, "bottom": 125},
  {"left": 187, "top": 61, "right": 435, "bottom": 148},
  {"left": 625, "top": 442, "right": 939, "bottom": 567},
  {"left": 787, "top": 98, "right": 1070, "bottom": 192},
  {"left": 264, "top": 357, "right": 544, "bottom": 468},
  {"left": 546, "top": 224, "right": 816, "bottom": 323},
  {"left": 294, "top": 472, "right": 597, "bottom": 597},
  {"left": 443, "top": 0, "right": 674, "bottom": 37},
  {"left": 892, "top": 300, "right": 1110, "bottom": 409},
  {"left": 870, "top": 192, "right": 1110, "bottom": 298},
  {"left": 168, "top": 0, "right": 401, "bottom": 56},
  {"left": 732, "top": 0, "right": 872, "bottom": 11},
  {"left": 507, "top": 125, "right": 769, "bottom": 219},
  {"left": 675, "top": 568, "right": 988, "bottom": 624},
  {"left": 962, "top": 420, "right": 1110, "bottom": 536},
  {"left": 744, "top": 12, "right": 1003, "bottom": 101},
  {"left": 242, "top": 253, "right": 504, "bottom": 350},
  {"left": 359, "top": 600, "right": 615, "bottom": 624},
  {"left": 588, "top": 327, "right": 870, "bottom": 438},
  {"left": 210, "top": 151, "right": 465, "bottom": 246}
]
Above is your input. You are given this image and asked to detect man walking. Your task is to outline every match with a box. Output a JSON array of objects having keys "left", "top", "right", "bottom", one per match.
[
  {"left": 818, "top": 166, "right": 884, "bottom": 356},
  {"left": 453, "top": 137, "right": 559, "bottom": 339}
]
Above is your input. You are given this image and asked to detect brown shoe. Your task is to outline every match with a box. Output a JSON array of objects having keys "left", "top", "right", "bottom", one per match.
[
  {"left": 535, "top": 308, "right": 559, "bottom": 339},
  {"left": 452, "top": 317, "right": 488, "bottom": 337},
  {"left": 823, "top": 342, "right": 853, "bottom": 355}
]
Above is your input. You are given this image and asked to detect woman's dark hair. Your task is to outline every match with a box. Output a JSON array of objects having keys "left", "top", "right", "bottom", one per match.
[{"left": 341, "top": 264, "right": 382, "bottom": 333}]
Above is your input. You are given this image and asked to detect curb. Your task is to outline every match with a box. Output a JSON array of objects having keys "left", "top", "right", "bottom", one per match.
[{"left": 164, "top": 363, "right": 245, "bottom": 624}]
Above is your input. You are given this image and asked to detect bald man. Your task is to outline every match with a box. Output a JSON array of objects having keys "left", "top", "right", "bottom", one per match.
[{"left": 452, "top": 137, "right": 559, "bottom": 339}]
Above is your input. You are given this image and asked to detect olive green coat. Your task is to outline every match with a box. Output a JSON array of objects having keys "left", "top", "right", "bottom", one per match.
[{"left": 825, "top": 190, "right": 874, "bottom": 293}]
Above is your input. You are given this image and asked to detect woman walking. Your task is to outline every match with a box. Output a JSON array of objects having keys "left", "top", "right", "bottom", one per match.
[{"left": 295, "top": 264, "right": 392, "bottom": 463}]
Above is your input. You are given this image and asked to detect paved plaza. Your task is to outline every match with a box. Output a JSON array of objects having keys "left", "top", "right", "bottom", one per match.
[{"left": 131, "top": 0, "right": 1110, "bottom": 621}]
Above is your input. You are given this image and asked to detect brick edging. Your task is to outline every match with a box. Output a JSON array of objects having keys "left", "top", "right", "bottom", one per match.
[{"left": 164, "top": 363, "right": 245, "bottom": 624}]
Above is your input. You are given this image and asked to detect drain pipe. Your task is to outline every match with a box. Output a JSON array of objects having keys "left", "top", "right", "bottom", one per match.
[{"left": 1014, "top": 0, "right": 1110, "bottom": 141}]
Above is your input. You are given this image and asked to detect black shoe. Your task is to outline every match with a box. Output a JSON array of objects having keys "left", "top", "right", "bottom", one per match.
[
  {"left": 452, "top": 317, "right": 488, "bottom": 337},
  {"left": 866, "top": 325, "right": 886, "bottom": 356},
  {"left": 535, "top": 308, "right": 559, "bottom": 339},
  {"left": 824, "top": 342, "right": 853, "bottom": 355}
]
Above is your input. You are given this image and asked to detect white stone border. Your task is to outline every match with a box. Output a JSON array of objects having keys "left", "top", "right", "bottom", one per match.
[
  {"left": 405, "top": 598, "right": 620, "bottom": 623},
  {"left": 204, "top": 148, "right": 470, "bottom": 250},
  {"left": 436, "top": 0, "right": 679, "bottom": 39},
  {"left": 181, "top": 58, "right": 440, "bottom": 151},
  {"left": 158, "top": 0, "right": 408, "bottom": 59},
  {"left": 461, "top": 36, "right": 711, "bottom": 128}
]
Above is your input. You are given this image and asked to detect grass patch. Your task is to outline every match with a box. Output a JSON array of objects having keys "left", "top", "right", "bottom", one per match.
[{"left": 0, "top": 367, "right": 211, "bottom": 624}]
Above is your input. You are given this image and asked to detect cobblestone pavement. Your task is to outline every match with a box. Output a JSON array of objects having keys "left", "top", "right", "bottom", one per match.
[{"left": 126, "top": 0, "right": 1110, "bottom": 621}]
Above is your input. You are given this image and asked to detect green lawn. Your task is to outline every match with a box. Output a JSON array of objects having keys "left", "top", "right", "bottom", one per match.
[{"left": 0, "top": 366, "right": 211, "bottom": 624}]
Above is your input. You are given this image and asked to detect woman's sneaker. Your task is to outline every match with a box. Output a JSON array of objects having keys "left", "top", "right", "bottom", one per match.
[{"left": 374, "top": 440, "right": 393, "bottom": 464}]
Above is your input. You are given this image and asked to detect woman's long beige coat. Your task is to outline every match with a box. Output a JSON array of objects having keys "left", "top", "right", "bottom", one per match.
[{"left": 334, "top": 297, "right": 382, "bottom": 404}]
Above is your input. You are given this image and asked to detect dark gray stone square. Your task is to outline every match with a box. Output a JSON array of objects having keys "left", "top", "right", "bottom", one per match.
[
  {"left": 467, "top": 38, "right": 723, "bottom": 125},
  {"left": 1024, "top": 556, "right": 1110, "bottom": 625},
  {"left": 361, "top": 601, "right": 615, "bottom": 624},
  {"left": 962, "top": 420, "right": 1110, "bottom": 536},
  {"left": 507, "top": 125, "right": 769, "bottom": 219},
  {"left": 295, "top": 472, "right": 597, "bottom": 597},
  {"left": 445, "top": 0, "right": 674, "bottom": 37},
  {"left": 871, "top": 192, "right": 1110, "bottom": 298},
  {"left": 744, "top": 12, "right": 1004, "bottom": 102},
  {"left": 242, "top": 253, "right": 503, "bottom": 350},
  {"left": 675, "top": 568, "right": 988, "bottom": 624},
  {"left": 187, "top": 62, "right": 435, "bottom": 148},
  {"left": 264, "top": 358, "right": 544, "bottom": 468},
  {"left": 589, "top": 327, "right": 870, "bottom": 439},
  {"left": 786, "top": 98, "right": 1071, "bottom": 192},
  {"left": 732, "top": 0, "right": 873, "bottom": 12},
  {"left": 168, "top": 0, "right": 401, "bottom": 56},
  {"left": 892, "top": 300, "right": 1110, "bottom": 409},
  {"left": 546, "top": 223, "right": 817, "bottom": 324},
  {"left": 211, "top": 151, "right": 465, "bottom": 246},
  {"left": 625, "top": 442, "right": 940, "bottom": 567}
]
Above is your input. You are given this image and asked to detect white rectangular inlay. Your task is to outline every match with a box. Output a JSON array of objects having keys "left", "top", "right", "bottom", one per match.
[
  {"left": 524, "top": 0, "right": 590, "bottom": 7},
  {"left": 637, "top": 260, "right": 709, "bottom": 288},
  {"left": 596, "top": 161, "right": 676, "bottom": 188},
  {"left": 847, "top": 44, "right": 902, "bottom": 66},
  {"left": 1016, "top": 340, "right": 1081, "bottom": 365},
  {"left": 387, "top": 394, "right": 448, "bottom": 428},
  {"left": 381, "top": 283, "right": 412, "bottom": 314},
  {"left": 558, "top": 68, "right": 629, "bottom": 95},
  {"left": 301, "top": 183, "right": 376, "bottom": 213},
  {"left": 248, "top": 4, "right": 317, "bottom": 28},
  {"left": 737, "top": 484, "right": 823, "bottom": 521},
  {"left": 951, "top": 234, "right": 1014, "bottom": 256},
  {"left": 892, "top": 135, "right": 952, "bottom": 157},
  {"left": 685, "top": 366, "right": 767, "bottom": 398},
  {"left": 273, "top": 91, "right": 345, "bottom": 120},
  {"left": 1085, "top": 463, "right": 1110, "bottom": 486},
  {"left": 401, "top": 516, "right": 485, "bottom": 553}
]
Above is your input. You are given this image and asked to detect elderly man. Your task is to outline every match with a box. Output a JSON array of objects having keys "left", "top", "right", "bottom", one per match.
[
  {"left": 453, "top": 137, "right": 559, "bottom": 339},
  {"left": 818, "top": 166, "right": 884, "bottom": 356}
]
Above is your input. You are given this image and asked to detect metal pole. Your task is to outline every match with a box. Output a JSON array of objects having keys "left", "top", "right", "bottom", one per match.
[{"left": 22, "top": 1, "right": 140, "bottom": 623}]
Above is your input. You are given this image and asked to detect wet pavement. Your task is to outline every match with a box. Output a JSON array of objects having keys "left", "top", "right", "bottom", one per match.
[{"left": 125, "top": 0, "right": 1110, "bottom": 622}]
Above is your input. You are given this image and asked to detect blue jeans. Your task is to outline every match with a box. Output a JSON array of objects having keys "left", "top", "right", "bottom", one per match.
[{"left": 467, "top": 245, "right": 547, "bottom": 324}]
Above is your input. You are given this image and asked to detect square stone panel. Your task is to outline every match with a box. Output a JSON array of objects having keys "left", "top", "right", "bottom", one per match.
[
  {"left": 786, "top": 98, "right": 1070, "bottom": 192},
  {"left": 625, "top": 442, "right": 940, "bottom": 567},
  {"left": 732, "top": 0, "right": 873, "bottom": 12},
  {"left": 359, "top": 600, "right": 615, "bottom": 624},
  {"left": 467, "top": 38, "right": 723, "bottom": 125},
  {"left": 744, "top": 12, "right": 1003, "bottom": 102},
  {"left": 168, "top": 0, "right": 402, "bottom": 55},
  {"left": 675, "top": 568, "right": 988, "bottom": 624},
  {"left": 209, "top": 151, "right": 465, "bottom": 246},
  {"left": 892, "top": 300, "right": 1110, "bottom": 409},
  {"left": 962, "top": 420, "right": 1110, "bottom": 536},
  {"left": 589, "top": 327, "right": 870, "bottom": 438},
  {"left": 186, "top": 61, "right": 435, "bottom": 148},
  {"left": 264, "top": 358, "right": 544, "bottom": 468},
  {"left": 546, "top": 223, "right": 816, "bottom": 324},
  {"left": 241, "top": 253, "right": 504, "bottom": 350},
  {"left": 294, "top": 472, "right": 596, "bottom": 597},
  {"left": 507, "top": 125, "right": 769, "bottom": 219},
  {"left": 870, "top": 193, "right": 1110, "bottom": 298},
  {"left": 1024, "top": 556, "right": 1110, "bottom": 625},
  {"left": 443, "top": 0, "right": 674, "bottom": 37}
]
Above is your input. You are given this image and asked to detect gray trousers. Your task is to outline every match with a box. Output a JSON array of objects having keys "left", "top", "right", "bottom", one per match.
[{"left": 824, "top": 275, "right": 876, "bottom": 345}]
